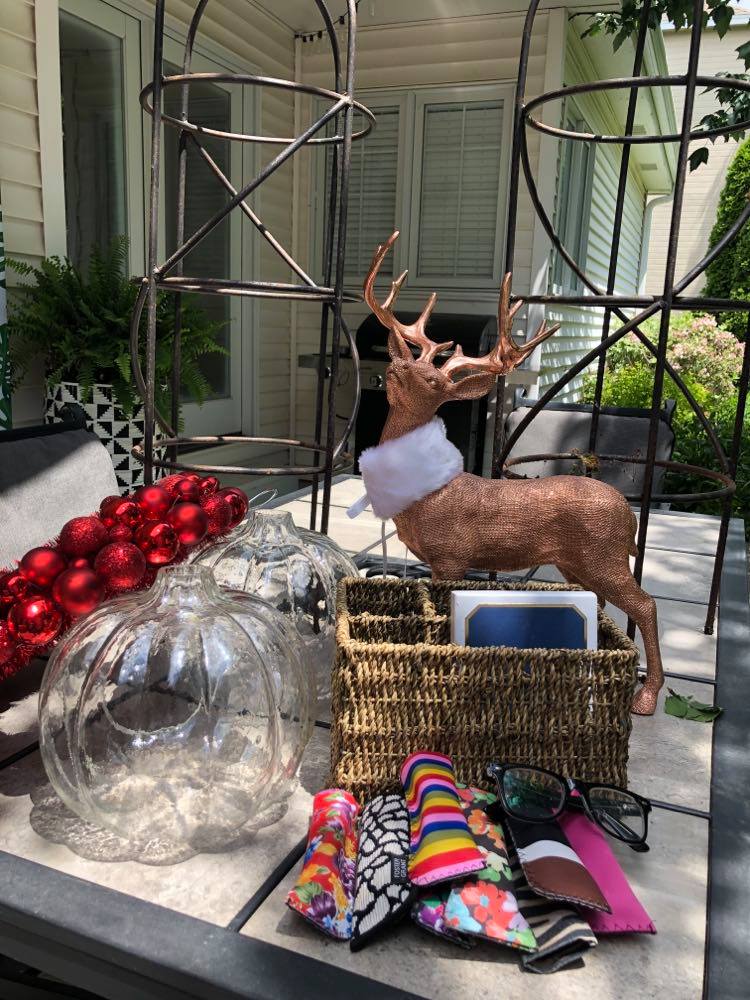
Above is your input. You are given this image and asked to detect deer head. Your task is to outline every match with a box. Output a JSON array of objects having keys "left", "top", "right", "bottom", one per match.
[{"left": 364, "top": 231, "right": 560, "bottom": 424}]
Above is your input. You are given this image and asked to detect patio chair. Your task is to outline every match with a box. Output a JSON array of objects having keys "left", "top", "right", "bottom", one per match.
[
  {"left": 503, "top": 390, "right": 677, "bottom": 501},
  {"left": 0, "top": 406, "right": 120, "bottom": 568}
]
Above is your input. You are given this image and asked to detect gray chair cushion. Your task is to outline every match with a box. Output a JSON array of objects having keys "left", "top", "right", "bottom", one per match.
[
  {"left": 0, "top": 428, "right": 120, "bottom": 568},
  {"left": 504, "top": 406, "right": 675, "bottom": 498}
]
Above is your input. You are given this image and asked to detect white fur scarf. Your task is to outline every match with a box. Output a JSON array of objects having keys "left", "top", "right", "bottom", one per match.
[{"left": 350, "top": 417, "right": 464, "bottom": 520}]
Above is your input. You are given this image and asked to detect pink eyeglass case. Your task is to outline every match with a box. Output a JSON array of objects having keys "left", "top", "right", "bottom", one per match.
[{"left": 558, "top": 812, "right": 656, "bottom": 934}]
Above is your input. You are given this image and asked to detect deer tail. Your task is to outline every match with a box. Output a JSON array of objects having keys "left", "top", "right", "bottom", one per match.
[{"left": 628, "top": 510, "right": 638, "bottom": 557}]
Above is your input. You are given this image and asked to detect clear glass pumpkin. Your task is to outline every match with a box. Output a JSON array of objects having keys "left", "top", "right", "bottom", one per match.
[
  {"left": 38, "top": 565, "right": 313, "bottom": 856},
  {"left": 195, "top": 510, "right": 357, "bottom": 703}
]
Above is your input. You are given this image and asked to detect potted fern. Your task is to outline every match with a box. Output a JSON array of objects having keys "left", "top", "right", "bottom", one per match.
[{"left": 8, "top": 237, "right": 226, "bottom": 489}]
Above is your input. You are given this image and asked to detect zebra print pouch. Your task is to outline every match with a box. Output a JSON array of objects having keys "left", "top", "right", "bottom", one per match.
[{"left": 350, "top": 793, "right": 414, "bottom": 951}]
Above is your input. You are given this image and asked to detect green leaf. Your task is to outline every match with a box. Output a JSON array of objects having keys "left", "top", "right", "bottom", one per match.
[
  {"left": 713, "top": 2, "right": 733, "bottom": 38},
  {"left": 689, "top": 147, "right": 710, "bottom": 172},
  {"left": 664, "top": 688, "right": 723, "bottom": 723},
  {"left": 737, "top": 40, "right": 750, "bottom": 70},
  {"left": 294, "top": 882, "right": 324, "bottom": 904}
]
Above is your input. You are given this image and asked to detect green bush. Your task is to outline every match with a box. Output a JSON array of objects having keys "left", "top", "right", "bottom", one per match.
[
  {"left": 704, "top": 137, "right": 750, "bottom": 338},
  {"left": 597, "top": 313, "right": 743, "bottom": 396},
  {"left": 7, "top": 236, "right": 226, "bottom": 419}
]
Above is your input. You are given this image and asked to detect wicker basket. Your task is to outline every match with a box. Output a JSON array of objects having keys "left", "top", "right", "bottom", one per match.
[{"left": 330, "top": 578, "right": 639, "bottom": 799}]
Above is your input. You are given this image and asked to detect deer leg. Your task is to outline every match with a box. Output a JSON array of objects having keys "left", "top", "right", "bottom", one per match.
[
  {"left": 558, "top": 567, "right": 605, "bottom": 609},
  {"left": 571, "top": 562, "right": 664, "bottom": 717},
  {"left": 430, "top": 561, "right": 468, "bottom": 582}
]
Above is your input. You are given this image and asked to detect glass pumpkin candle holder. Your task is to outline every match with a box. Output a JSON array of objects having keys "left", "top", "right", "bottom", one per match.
[
  {"left": 39, "top": 565, "right": 313, "bottom": 857},
  {"left": 195, "top": 510, "right": 357, "bottom": 703}
]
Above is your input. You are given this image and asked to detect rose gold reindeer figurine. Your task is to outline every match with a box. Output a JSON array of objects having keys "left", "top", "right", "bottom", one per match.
[{"left": 361, "top": 231, "right": 663, "bottom": 715}]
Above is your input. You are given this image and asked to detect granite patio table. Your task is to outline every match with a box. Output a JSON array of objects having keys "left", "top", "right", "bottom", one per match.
[{"left": 0, "top": 476, "right": 747, "bottom": 999}]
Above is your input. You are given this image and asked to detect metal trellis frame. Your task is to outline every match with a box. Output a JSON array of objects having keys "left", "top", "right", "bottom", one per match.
[
  {"left": 129, "top": 0, "right": 369, "bottom": 534},
  {"left": 498, "top": 0, "right": 750, "bottom": 634}
]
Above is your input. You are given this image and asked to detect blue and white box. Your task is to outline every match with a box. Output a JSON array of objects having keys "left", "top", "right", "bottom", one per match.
[{"left": 451, "top": 589, "right": 599, "bottom": 651}]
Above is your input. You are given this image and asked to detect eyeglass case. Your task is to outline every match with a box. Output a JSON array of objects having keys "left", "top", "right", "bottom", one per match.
[
  {"left": 400, "top": 751, "right": 485, "bottom": 887},
  {"left": 350, "top": 793, "right": 414, "bottom": 950},
  {"left": 287, "top": 789, "right": 359, "bottom": 940},
  {"left": 504, "top": 813, "right": 611, "bottom": 913},
  {"left": 443, "top": 785, "right": 536, "bottom": 952},
  {"left": 559, "top": 812, "right": 656, "bottom": 933},
  {"left": 411, "top": 887, "right": 475, "bottom": 949},
  {"left": 508, "top": 845, "right": 598, "bottom": 974}
]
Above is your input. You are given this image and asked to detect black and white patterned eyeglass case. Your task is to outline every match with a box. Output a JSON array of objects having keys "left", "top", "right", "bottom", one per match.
[{"left": 350, "top": 793, "right": 413, "bottom": 951}]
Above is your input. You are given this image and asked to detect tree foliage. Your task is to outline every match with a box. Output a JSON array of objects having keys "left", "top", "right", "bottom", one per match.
[
  {"left": 704, "top": 138, "right": 750, "bottom": 336},
  {"left": 579, "top": 1, "right": 750, "bottom": 168},
  {"left": 7, "top": 236, "right": 227, "bottom": 419}
]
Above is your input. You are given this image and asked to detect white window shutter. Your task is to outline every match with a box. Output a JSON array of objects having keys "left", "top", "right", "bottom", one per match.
[
  {"left": 417, "top": 101, "right": 504, "bottom": 279},
  {"left": 324, "top": 107, "right": 400, "bottom": 277}
]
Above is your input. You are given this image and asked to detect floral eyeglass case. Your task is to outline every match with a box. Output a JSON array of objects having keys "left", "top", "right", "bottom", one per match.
[
  {"left": 350, "top": 793, "right": 414, "bottom": 951},
  {"left": 287, "top": 789, "right": 359, "bottom": 940},
  {"left": 411, "top": 887, "right": 475, "bottom": 949},
  {"left": 443, "top": 785, "right": 537, "bottom": 953}
]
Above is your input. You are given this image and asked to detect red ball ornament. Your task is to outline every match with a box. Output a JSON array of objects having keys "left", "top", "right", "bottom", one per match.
[
  {"left": 167, "top": 502, "right": 208, "bottom": 547},
  {"left": 134, "top": 521, "right": 179, "bottom": 565},
  {"left": 133, "top": 485, "right": 172, "bottom": 521},
  {"left": 20, "top": 547, "right": 67, "bottom": 588},
  {"left": 198, "top": 476, "right": 220, "bottom": 501},
  {"left": 108, "top": 524, "right": 133, "bottom": 543},
  {"left": 52, "top": 568, "right": 104, "bottom": 617},
  {"left": 158, "top": 474, "right": 186, "bottom": 499},
  {"left": 183, "top": 473, "right": 201, "bottom": 483},
  {"left": 100, "top": 496, "right": 141, "bottom": 529},
  {"left": 94, "top": 542, "right": 147, "bottom": 592},
  {"left": 218, "top": 487, "right": 249, "bottom": 528},
  {"left": 0, "top": 571, "right": 38, "bottom": 614},
  {"left": 0, "top": 621, "right": 18, "bottom": 667},
  {"left": 69, "top": 557, "right": 91, "bottom": 570},
  {"left": 172, "top": 479, "right": 200, "bottom": 504},
  {"left": 8, "top": 596, "right": 63, "bottom": 646},
  {"left": 202, "top": 494, "right": 232, "bottom": 536},
  {"left": 58, "top": 516, "right": 108, "bottom": 557},
  {"left": 99, "top": 494, "right": 120, "bottom": 515}
]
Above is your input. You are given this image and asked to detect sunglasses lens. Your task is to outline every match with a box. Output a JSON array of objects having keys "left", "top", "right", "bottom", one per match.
[
  {"left": 502, "top": 767, "right": 566, "bottom": 821},
  {"left": 588, "top": 787, "right": 646, "bottom": 843}
]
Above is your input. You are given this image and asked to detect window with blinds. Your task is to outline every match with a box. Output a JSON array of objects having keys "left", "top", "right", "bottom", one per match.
[
  {"left": 415, "top": 100, "right": 505, "bottom": 280},
  {"left": 551, "top": 116, "right": 595, "bottom": 291},
  {"left": 314, "top": 86, "right": 511, "bottom": 288},
  {"left": 322, "top": 106, "right": 400, "bottom": 278}
]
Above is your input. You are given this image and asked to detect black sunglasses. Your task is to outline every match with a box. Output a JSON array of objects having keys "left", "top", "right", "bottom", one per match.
[{"left": 486, "top": 762, "right": 652, "bottom": 852}]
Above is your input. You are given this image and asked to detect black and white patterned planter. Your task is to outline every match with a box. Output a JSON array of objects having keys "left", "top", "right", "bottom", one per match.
[{"left": 45, "top": 382, "right": 164, "bottom": 492}]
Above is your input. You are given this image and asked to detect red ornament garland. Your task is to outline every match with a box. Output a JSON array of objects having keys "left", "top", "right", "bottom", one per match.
[{"left": 0, "top": 475, "right": 247, "bottom": 681}]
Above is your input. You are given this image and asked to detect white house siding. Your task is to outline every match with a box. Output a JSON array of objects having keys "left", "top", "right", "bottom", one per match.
[
  {"left": 0, "top": 0, "right": 296, "bottom": 437},
  {"left": 645, "top": 23, "right": 750, "bottom": 296},
  {"left": 540, "top": 24, "right": 648, "bottom": 402},
  {"left": 0, "top": 0, "right": 46, "bottom": 423},
  {"left": 294, "top": 10, "right": 553, "bottom": 444}
]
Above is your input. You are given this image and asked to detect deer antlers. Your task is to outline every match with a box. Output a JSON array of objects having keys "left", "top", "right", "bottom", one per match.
[
  {"left": 364, "top": 231, "right": 560, "bottom": 378},
  {"left": 364, "top": 232, "right": 454, "bottom": 363}
]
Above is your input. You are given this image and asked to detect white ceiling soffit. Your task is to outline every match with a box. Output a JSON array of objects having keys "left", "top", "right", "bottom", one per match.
[{"left": 261, "top": 0, "right": 624, "bottom": 34}]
